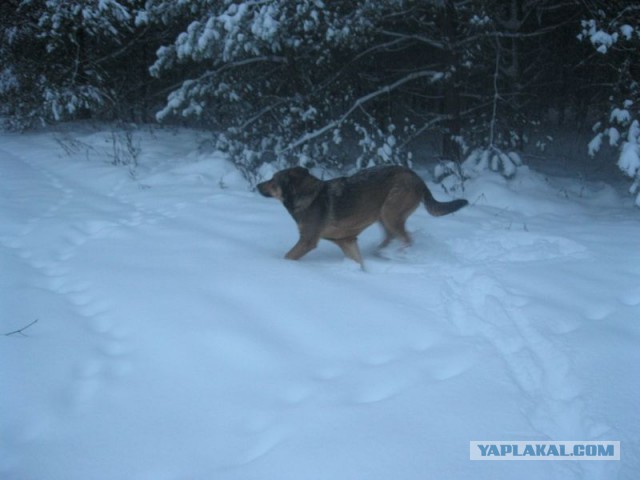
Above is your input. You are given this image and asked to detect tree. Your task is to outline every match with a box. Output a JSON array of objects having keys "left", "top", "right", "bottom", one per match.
[
  {"left": 448, "top": 1, "right": 581, "bottom": 180},
  {"left": 149, "top": 0, "right": 587, "bottom": 182},
  {"left": 2, "top": 0, "right": 636, "bottom": 205},
  {"left": 0, "top": 0, "right": 167, "bottom": 128},
  {"left": 147, "top": 1, "right": 504, "bottom": 176},
  {"left": 581, "top": 4, "right": 640, "bottom": 206}
]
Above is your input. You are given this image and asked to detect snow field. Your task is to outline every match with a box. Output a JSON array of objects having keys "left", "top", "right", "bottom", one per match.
[{"left": 1, "top": 127, "right": 639, "bottom": 479}]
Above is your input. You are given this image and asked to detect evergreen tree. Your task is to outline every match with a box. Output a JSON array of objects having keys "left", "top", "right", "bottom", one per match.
[
  {"left": 581, "top": 3, "right": 640, "bottom": 205},
  {"left": 0, "top": 0, "right": 635, "bottom": 205},
  {"left": 0, "top": 0, "right": 164, "bottom": 128}
]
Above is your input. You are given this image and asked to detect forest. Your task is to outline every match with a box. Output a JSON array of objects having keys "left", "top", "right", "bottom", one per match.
[{"left": 1, "top": 1, "right": 639, "bottom": 202}]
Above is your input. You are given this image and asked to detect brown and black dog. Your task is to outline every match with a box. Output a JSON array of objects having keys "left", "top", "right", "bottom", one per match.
[{"left": 257, "top": 165, "right": 467, "bottom": 268}]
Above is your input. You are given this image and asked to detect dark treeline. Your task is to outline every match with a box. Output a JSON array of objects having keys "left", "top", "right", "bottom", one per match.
[{"left": 1, "top": 1, "right": 638, "bottom": 193}]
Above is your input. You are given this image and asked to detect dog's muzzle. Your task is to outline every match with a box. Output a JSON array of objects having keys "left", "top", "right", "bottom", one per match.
[
  {"left": 257, "top": 179, "right": 284, "bottom": 200},
  {"left": 257, "top": 181, "right": 272, "bottom": 197}
]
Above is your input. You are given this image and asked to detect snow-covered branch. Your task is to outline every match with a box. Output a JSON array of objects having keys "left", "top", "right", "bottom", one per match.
[{"left": 281, "top": 70, "right": 443, "bottom": 153}]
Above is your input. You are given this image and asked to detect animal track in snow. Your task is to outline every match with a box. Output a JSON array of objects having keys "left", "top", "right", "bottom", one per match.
[
  {"left": 619, "top": 285, "right": 640, "bottom": 306},
  {"left": 281, "top": 384, "right": 314, "bottom": 405},
  {"left": 0, "top": 151, "right": 140, "bottom": 412},
  {"left": 240, "top": 428, "right": 285, "bottom": 465},
  {"left": 442, "top": 270, "right": 602, "bottom": 441}
]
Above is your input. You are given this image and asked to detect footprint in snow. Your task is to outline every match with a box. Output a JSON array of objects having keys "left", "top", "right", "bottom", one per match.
[
  {"left": 353, "top": 376, "right": 409, "bottom": 404},
  {"left": 442, "top": 271, "right": 598, "bottom": 440},
  {"left": 618, "top": 285, "right": 640, "bottom": 306},
  {"left": 281, "top": 384, "right": 314, "bottom": 405},
  {"left": 240, "top": 428, "right": 285, "bottom": 465},
  {"left": 313, "top": 366, "right": 344, "bottom": 382},
  {"left": 422, "top": 346, "right": 478, "bottom": 381},
  {"left": 70, "top": 328, "right": 132, "bottom": 408},
  {"left": 363, "top": 353, "right": 395, "bottom": 367}
]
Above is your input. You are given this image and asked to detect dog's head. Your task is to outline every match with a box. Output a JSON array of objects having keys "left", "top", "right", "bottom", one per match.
[
  {"left": 257, "top": 166, "right": 311, "bottom": 201},
  {"left": 257, "top": 166, "right": 322, "bottom": 213}
]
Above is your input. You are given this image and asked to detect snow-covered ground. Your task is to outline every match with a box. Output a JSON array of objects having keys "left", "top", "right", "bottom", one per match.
[{"left": 1, "top": 126, "right": 639, "bottom": 480}]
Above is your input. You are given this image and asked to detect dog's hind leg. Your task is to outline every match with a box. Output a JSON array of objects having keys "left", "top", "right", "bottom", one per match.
[
  {"left": 377, "top": 222, "right": 394, "bottom": 250},
  {"left": 379, "top": 188, "right": 420, "bottom": 248},
  {"left": 379, "top": 212, "right": 414, "bottom": 247},
  {"left": 331, "top": 237, "right": 365, "bottom": 270}
]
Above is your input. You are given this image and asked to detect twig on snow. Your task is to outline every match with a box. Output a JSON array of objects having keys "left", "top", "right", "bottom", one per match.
[{"left": 4, "top": 319, "right": 39, "bottom": 337}]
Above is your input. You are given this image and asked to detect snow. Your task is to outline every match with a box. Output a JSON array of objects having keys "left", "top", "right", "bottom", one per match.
[
  {"left": 2, "top": 126, "right": 640, "bottom": 480},
  {"left": 611, "top": 108, "right": 632, "bottom": 125},
  {"left": 618, "top": 121, "right": 640, "bottom": 180},
  {"left": 462, "top": 148, "right": 521, "bottom": 179},
  {"left": 620, "top": 25, "right": 635, "bottom": 40},
  {"left": 134, "top": 10, "right": 149, "bottom": 27},
  {"left": 588, "top": 132, "right": 603, "bottom": 157},
  {"left": 609, "top": 127, "right": 621, "bottom": 146},
  {"left": 618, "top": 140, "right": 640, "bottom": 179},
  {"left": 251, "top": 5, "right": 280, "bottom": 42},
  {"left": 581, "top": 20, "right": 618, "bottom": 54}
]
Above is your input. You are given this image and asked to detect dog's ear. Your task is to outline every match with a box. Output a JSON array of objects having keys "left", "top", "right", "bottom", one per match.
[{"left": 287, "top": 167, "right": 322, "bottom": 212}]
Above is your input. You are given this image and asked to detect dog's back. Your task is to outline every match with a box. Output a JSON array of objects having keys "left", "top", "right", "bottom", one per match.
[
  {"left": 326, "top": 166, "right": 410, "bottom": 218},
  {"left": 327, "top": 165, "right": 465, "bottom": 220}
]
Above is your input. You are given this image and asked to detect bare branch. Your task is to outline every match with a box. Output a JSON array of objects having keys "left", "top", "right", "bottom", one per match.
[
  {"left": 379, "top": 30, "right": 445, "bottom": 50},
  {"left": 4, "top": 319, "right": 39, "bottom": 337},
  {"left": 397, "top": 114, "right": 450, "bottom": 150}
]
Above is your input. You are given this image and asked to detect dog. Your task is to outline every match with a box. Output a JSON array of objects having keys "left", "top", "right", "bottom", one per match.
[{"left": 257, "top": 165, "right": 468, "bottom": 268}]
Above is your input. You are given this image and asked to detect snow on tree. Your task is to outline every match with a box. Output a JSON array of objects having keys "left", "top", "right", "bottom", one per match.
[
  {"left": 581, "top": 4, "right": 640, "bottom": 206},
  {"left": 1, "top": 0, "right": 638, "bottom": 208},
  {"left": 147, "top": 0, "right": 511, "bottom": 176},
  {"left": 0, "top": 0, "right": 161, "bottom": 128}
]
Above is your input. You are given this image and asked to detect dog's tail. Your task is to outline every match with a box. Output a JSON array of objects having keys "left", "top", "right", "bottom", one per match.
[{"left": 423, "top": 186, "right": 468, "bottom": 217}]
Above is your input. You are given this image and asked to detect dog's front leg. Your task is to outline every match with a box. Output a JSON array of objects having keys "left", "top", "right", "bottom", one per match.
[
  {"left": 331, "top": 237, "right": 365, "bottom": 270},
  {"left": 285, "top": 236, "right": 318, "bottom": 261}
]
